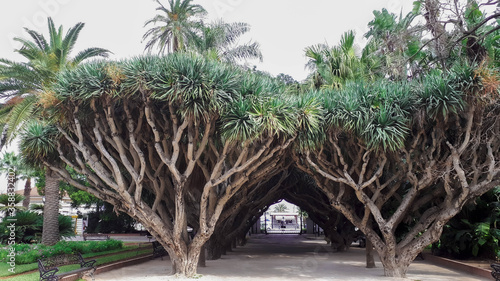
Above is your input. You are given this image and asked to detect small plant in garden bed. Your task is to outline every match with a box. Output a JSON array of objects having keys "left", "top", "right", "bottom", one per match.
[
  {"left": 1, "top": 248, "right": 152, "bottom": 280},
  {"left": 0, "top": 239, "right": 123, "bottom": 265}
]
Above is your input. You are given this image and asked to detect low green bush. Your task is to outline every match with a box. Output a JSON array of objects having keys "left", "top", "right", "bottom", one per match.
[
  {"left": 0, "top": 239, "right": 123, "bottom": 265},
  {"left": 0, "top": 211, "right": 75, "bottom": 244}
]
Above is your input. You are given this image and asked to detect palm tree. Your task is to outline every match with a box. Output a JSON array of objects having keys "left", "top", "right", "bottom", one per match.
[
  {"left": 364, "top": 8, "right": 424, "bottom": 79},
  {"left": 273, "top": 203, "right": 288, "bottom": 213},
  {"left": 190, "top": 20, "right": 263, "bottom": 64},
  {"left": 143, "top": 0, "right": 206, "bottom": 53},
  {"left": 305, "top": 31, "right": 363, "bottom": 89},
  {"left": 0, "top": 17, "right": 111, "bottom": 246},
  {"left": 0, "top": 17, "right": 111, "bottom": 147},
  {"left": 19, "top": 122, "right": 60, "bottom": 245},
  {"left": 0, "top": 152, "right": 36, "bottom": 208}
]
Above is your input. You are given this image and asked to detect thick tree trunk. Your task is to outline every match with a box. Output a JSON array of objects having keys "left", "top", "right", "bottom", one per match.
[
  {"left": 198, "top": 245, "right": 206, "bottom": 267},
  {"left": 378, "top": 250, "right": 413, "bottom": 278},
  {"left": 365, "top": 239, "right": 375, "bottom": 268},
  {"left": 166, "top": 241, "right": 203, "bottom": 277},
  {"left": 237, "top": 232, "right": 247, "bottom": 246},
  {"left": 41, "top": 169, "right": 60, "bottom": 245},
  {"left": 328, "top": 231, "right": 349, "bottom": 252},
  {"left": 206, "top": 238, "right": 223, "bottom": 260},
  {"left": 225, "top": 241, "right": 232, "bottom": 252},
  {"left": 22, "top": 177, "right": 31, "bottom": 209}
]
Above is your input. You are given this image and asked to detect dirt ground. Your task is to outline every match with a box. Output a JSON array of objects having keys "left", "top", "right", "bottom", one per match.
[{"left": 94, "top": 234, "right": 491, "bottom": 281}]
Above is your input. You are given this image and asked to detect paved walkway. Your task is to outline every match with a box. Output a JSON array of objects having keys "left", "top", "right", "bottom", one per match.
[{"left": 94, "top": 234, "right": 490, "bottom": 281}]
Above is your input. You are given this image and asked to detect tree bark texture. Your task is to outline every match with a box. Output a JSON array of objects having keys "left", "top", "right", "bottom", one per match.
[
  {"left": 48, "top": 89, "right": 294, "bottom": 277},
  {"left": 365, "top": 238, "right": 375, "bottom": 268},
  {"left": 22, "top": 177, "right": 31, "bottom": 209},
  {"left": 41, "top": 169, "right": 60, "bottom": 246}
]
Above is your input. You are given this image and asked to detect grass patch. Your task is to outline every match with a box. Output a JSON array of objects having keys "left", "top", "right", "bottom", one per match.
[
  {"left": 0, "top": 244, "right": 151, "bottom": 279},
  {"left": 0, "top": 240, "right": 124, "bottom": 266}
]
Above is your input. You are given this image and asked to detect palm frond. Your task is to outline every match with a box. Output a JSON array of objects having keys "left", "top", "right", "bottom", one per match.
[
  {"left": 61, "top": 22, "right": 85, "bottom": 59},
  {"left": 23, "top": 29, "right": 48, "bottom": 51},
  {"left": 72, "top": 48, "right": 111, "bottom": 66},
  {"left": 5, "top": 95, "right": 37, "bottom": 143}
]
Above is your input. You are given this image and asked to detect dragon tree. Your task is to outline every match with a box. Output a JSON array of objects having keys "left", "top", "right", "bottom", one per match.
[
  {"left": 33, "top": 54, "right": 297, "bottom": 277},
  {"left": 294, "top": 68, "right": 500, "bottom": 277}
]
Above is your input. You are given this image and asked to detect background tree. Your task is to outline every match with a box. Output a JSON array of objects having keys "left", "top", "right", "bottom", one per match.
[
  {"left": 364, "top": 7, "right": 425, "bottom": 79},
  {"left": 276, "top": 73, "right": 298, "bottom": 85},
  {"left": 415, "top": 0, "right": 500, "bottom": 68},
  {"left": 272, "top": 202, "right": 288, "bottom": 213},
  {"left": 0, "top": 152, "right": 36, "bottom": 208},
  {"left": 143, "top": 0, "right": 206, "bottom": 53},
  {"left": 305, "top": 31, "right": 367, "bottom": 89},
  {"left": 0, "top": 18, "right": 110, "bottom": 146},
  {"left": 189, "top": 20, "right": 263, "bottom": 64}
]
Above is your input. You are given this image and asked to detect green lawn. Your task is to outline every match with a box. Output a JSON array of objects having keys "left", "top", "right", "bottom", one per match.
[{"left": 1, "top": 246, "right": 152, "bottom": 281}]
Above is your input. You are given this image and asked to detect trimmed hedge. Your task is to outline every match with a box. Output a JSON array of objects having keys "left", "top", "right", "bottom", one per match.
[{"left": 0, "top": 239, "right": 123, "bottom": 265}]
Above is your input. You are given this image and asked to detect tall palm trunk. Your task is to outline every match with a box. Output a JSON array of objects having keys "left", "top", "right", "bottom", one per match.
[
  {"left": 41, "top": 169, "right": 60, "bottom": 245},
  {"left": 22, "top": 177, "right": 31, "bottom": 209}
]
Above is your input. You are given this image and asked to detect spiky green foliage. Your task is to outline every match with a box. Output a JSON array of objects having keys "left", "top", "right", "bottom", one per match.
[
  {"left": 19, "top": 122, "right": 59, "bottom": 168},
  {"left": 0, "top": 194, "right": 26, "bottom": 213},
  {"left": 417, "top": 70, "right": 465, "bottom": 119},
  {"left": 294, "top": 65, "right": 476, "bottom": 151},
  {"left": 286, "top": 92, "right": 324, "bottom": 149},
  {"left": 51, "top": 53, "right": 297, "bottom": 144}
]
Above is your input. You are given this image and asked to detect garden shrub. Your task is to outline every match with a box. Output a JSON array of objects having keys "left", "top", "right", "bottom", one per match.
[
  {"left": 0, "top": 239, "right": 123, "bottom": 264},
  {"left": 434, "top": 187, "right": 500, "bottom": 260},
  {"left": 0, "top": 211, "right": 75, "bottom": 243}
]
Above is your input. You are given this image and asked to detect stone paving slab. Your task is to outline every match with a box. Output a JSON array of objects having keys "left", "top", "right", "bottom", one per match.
[{"left": 93, "top": 234, "right": 491, "bottom": 281}]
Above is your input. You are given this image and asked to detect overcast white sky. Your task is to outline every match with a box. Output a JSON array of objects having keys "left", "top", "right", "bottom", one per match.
[{"left": 0, "top": 0, "right": 415, "bottom": 192}]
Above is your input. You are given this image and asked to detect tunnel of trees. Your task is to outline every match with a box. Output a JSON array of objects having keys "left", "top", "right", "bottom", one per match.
[
  {"left": 2, "top": 0, "right": 499, "bottom": 279},
  {"left": 22, "top": 51, "right": 499, "bottom": 278}
]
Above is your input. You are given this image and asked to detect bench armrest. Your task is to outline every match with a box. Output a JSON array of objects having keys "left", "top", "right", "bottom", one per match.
[
  {"left": 40, "top": 268, "right": 59, "bottom": 279},
  {"left": 81, "top": 259, "right": 97, "bottom": 268}
]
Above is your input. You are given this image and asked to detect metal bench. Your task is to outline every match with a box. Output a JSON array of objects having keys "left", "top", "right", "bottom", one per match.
[
  {"left": 152, "top": 241, "right": 168, "bottom": 259},
  {"left": 492, "top": 263, "right": 500, "bottom": 281},
  {"left": 38, "top": 252, "right": 96, "bottom": 281},
  {"left": 83, "top": 233, "right": 110, "bottom": 241}
]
